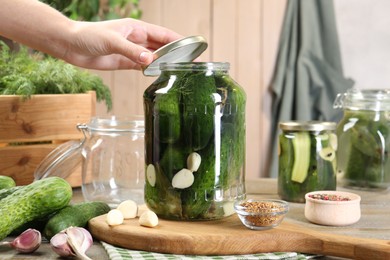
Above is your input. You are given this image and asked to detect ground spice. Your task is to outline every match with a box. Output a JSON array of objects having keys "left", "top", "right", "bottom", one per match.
[
  {"left": 308, "top": 193, "right": 351, "bottom": 201},
  {"left": 239, "top": 201, "right": 286, "bottom": 227}
]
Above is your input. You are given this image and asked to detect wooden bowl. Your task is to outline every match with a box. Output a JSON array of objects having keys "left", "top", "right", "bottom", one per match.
[{"left": 304, "top": 190, "right": 361, "bottom": 226}]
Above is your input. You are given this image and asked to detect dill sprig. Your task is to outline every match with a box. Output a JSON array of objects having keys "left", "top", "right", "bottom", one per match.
[{"left": 0, "top": 43, "right": 112, "bottom": 111}]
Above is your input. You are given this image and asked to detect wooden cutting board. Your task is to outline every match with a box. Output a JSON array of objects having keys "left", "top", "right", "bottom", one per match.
[{"left": 88, "top": 213, "right": 390, "bottom": 260}]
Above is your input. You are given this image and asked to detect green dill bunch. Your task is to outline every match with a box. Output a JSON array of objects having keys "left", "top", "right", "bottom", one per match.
[{"left": 0, "top": 43, "right": 112, "bottom": 111}]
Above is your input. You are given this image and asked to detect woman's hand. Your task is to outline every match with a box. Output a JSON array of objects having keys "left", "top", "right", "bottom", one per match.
[
  {"left": 64, "top": 18, "right": 183, "bottom": 70},
  {"left": 0, "top": 0, "right": 182, "bottom": 70}
]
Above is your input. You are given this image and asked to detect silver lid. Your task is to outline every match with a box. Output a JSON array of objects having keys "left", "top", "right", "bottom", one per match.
[
  {"left": 142, "top": 35, "right": 208, "bottom": 76},
  {"left": 279, "top": 121, "right": 336, "bottom": 131}
]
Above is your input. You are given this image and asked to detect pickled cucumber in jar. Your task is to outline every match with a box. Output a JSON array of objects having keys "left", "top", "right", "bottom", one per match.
[
  {"left": 143, "top": 62, "right": 246, "bottom": 220},
  {"left": 278, "top": 121, "right": 337, "bottom": 203},
  {"left": 333, "top": 88, "right": 390, "bottom": 190},
  {"left": 336, "top": 110, "right": 390, "bottom": 189}
]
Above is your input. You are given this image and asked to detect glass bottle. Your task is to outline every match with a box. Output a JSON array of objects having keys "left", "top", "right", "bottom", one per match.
[
  {"left": 334, "top": 88, "right": 390, "bottom": 190},
  {"left": 80, "top": 116, "right": 145, "bottom": 207},
  {"left": 143, "top": 62, "right": 246, "bottom": 220},
  {"left": 278, "top": 121, "right": 337, "bottom": 203}
]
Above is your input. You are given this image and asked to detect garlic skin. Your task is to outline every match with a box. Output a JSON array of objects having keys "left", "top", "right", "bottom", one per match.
[
  {"left": 0, "top": 228, "right": 42, "bottom": 253},
  {"left": 50, "top": 231, "right": 75, "bottom": 257},
  {"left": 50, "top": 227, "right": 93, "bottom": 260}
]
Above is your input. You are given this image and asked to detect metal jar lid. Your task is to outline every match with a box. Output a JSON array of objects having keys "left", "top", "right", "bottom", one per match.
[
  {"left": 279, "top": 121, "right": 336, "bottom": 131},
  {"left": 142, "top": 35, "right": 208, "bottom": 76}
]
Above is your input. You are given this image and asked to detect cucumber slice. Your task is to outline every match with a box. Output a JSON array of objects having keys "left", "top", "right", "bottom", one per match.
[{"left": 291, "top": 132, "right": 311, "bottom": 183}]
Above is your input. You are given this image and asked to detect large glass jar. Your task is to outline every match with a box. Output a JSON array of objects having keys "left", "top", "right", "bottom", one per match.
[
  {"left": 143, "top": 62, "right": 246, "bottom": 220},
  {"left": 80, "top": 116, "right": 145, "bottom": 207},
  {"left": 278, "top": 121, "right": 337, "bottom": 203},
  {"left": 334, "top": 88, "right": 390, "bottom": 190}
]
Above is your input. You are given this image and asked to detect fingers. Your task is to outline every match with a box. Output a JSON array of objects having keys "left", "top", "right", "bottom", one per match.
[
  {"left": 111, "top": 36, "right": 154, "bottom": 67},
  {"left": 67, "top": 19, "right": 183, "bottom": 70},
  {"left": 140, "top": 21, "right": 183, "bottom": 46}
]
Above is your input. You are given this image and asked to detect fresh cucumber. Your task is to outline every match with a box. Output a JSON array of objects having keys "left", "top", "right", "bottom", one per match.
[
  {"left": 0, "top": 177, "right": 72, "bottom": 240},
  {"left": 291, "top": 132, "right": 311, "bottom": 183},
  {"left": 0, "top": 186, "right": 23, "bottom": 201},
  {"left": 43, "top": 201, "right": 110, "bottom": 239},
  {"left": 0, "top": 175, "right": 16, "bottom": 190}
]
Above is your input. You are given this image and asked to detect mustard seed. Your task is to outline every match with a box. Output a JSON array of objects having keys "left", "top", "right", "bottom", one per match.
[{"left": 239, "top": 201, "right": 287, "bottom": 227}]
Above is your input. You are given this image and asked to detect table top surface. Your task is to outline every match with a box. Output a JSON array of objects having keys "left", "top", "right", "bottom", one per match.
[{"left": 1, "top": 178, "right": 389, "bottom": 259}]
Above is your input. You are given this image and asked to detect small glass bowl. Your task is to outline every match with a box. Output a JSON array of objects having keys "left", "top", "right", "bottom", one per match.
[{"left": 234, "top": 199, "right": 289, "bottom": 230}]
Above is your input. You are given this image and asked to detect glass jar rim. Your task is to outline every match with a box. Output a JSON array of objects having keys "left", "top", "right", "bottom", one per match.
[
  {"left": 159, "top": 62, "right": 230, "bottom": 71},
  {"left": 87, "top": 116, "right": 144, "bottom": 133},
  {"left": 279, "top": 121, "right": 336, "bottom": 131},
  {"left": 334, "top": 88, "right": 390, "bottom": 111}
]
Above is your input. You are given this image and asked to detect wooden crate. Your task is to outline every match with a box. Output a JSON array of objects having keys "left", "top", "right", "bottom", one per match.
[{"left": 0, "top": 91, "right": 96, "bottom": 186}]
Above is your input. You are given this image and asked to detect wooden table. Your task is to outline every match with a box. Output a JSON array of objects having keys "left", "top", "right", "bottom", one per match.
[{"left": 1, "top": 178, "right": 389, "bottom": 259}]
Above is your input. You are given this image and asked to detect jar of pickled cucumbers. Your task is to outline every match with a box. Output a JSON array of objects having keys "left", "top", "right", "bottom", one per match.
[
  {"left": 278, "top": 121, "right": 337, "bottom": 203},
  {"left": 143, "top": 62, "right": 246, "bottom": 220},
  {"left": 334, "top": 88, "right": 390, "bottom": 190}
]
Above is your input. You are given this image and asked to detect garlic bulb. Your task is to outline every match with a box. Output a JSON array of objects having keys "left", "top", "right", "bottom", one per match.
[{"left": 50, "top": 227, "right": 93, "bottom": 260}]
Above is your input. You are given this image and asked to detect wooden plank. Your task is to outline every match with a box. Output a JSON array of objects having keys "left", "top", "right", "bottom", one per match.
[
  {"left": 212, "top": 0, "right": 237, "bottom": 76},
  {"left": 261, "top": 0, "right": 287, "bottom": 176},
  {"left": 161, "top": 0, "right": 211, "bottom": 60},
  {"left": 0, "top": 92, "right": 96, "bottom": 142},
  {"left": 0, "top": 143, "right": 82, "bottom": 186},
  {"left": 89, "top": 214, "right": 390, "bottom": 259},
  {"left": 235, "top": 0, "right": 262, "bottom": 178},
  {"left": 0, "top": 91, "right": 95, "bottom": 186}
]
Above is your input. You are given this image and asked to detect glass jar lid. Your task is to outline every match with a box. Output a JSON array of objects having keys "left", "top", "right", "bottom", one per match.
[
  {"left": 279, "top": 121, "right": 336, "bottom": 131},
  {"left": 142, "top": 35, "right": 208, "bottom": 76},
  {"left": 333, "top": 88, "right": 390, "bottom": 111}
]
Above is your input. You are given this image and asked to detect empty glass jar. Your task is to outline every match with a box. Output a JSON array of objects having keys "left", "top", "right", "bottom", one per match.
[{"left": 80, "top": 116, "right": 145, "bottom": 207}]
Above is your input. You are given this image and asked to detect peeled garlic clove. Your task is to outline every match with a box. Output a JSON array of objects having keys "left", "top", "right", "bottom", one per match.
[
  {"left": 319, "top": 147, "right": 336, "bottom": 161},
  {"left": 6, "top": 228, "right": 41, "bottom": 253},
  {"left": 117, "top": 200, "right": 138, "bottom": 219},
  {"left": 50, "top": 231, "right": 76, "bottom": 257},
  {"left": 139, "top": 211, "right": 159, "bottom": 227},
  {"left": 106, "top": 209, "right": 124, "bottom": 226},
  {"left": 187, "top": 152, "right": 201, "bottom": 172},
  {"left": 146, "top": 164, "right": 156, "bottom": 187},
  {"left": 172, "top": 168, "right": 194, "bottom": 189}
]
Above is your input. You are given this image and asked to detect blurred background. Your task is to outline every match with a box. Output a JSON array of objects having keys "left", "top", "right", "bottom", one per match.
[
  {"left": 90, "top": 0, "right": 390, "bottom": 178},
  {"left": 93, "top": 0, "right": 287, "bottom": 181},
  {"left": 43, "top": 0, "right": 390, "bottom": 179}
]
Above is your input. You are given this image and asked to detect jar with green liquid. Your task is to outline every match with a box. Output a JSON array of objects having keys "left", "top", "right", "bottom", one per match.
[
  {"left": 278, "top": 121, "right": 337, "bottom": 203},
  {"left": 334, "top": 88, "right": 390, "bottom": 190}
]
